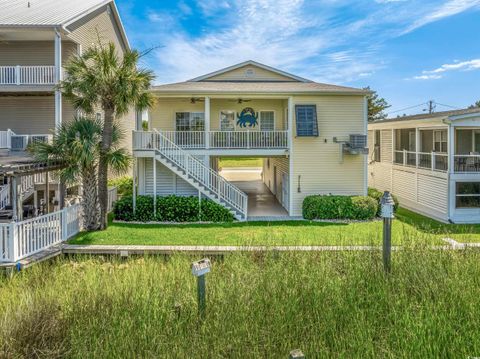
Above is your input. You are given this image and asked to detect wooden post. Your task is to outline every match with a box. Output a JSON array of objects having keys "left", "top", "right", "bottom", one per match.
[{"left": 45, "top": 170, "right": 50, "bottom": 214}]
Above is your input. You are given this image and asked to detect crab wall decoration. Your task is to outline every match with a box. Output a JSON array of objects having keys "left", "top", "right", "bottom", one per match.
[{"left": 236, "top": 107, "right": 258, "bottom": 128}]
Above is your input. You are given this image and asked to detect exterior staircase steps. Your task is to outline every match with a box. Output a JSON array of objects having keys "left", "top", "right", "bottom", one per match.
[{"left": 151, "top": 130, "right": 248, "bottom": 221}]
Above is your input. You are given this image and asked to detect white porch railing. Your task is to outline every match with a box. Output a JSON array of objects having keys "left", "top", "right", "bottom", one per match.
[
  {"left": 133, "top": 130, "right": 289, "bottom": 150},
  {"left": 454, "top": 155, "right": 480, "bottom": 172},
  {"left": 209, "top": 130, "right": 288, "bottom": 149},
  {"left": 0, "top": 204, "right": 80, "bottom": 263},
  {"left": 147, "top": 130, "right": 248, "bottom": 219},
  {"left": 0, "top": 185, "right": 9, "bottom": 210},
  {"left": 0, "top": 129, "right": 13, "bottom": 149},
  {"left": 393, "top": 150, "right": 448, "bottom": 172},
  {"left": 107, "top": 186, "right": 118, "bottom": 212},
  {"left": 0, "top": 65, "right": 56, "bottom": 85}
]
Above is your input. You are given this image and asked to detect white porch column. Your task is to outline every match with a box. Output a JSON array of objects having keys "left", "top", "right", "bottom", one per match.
[
  {"left": 363, "top": 96, "right": 368, "bottom": 195},
  {"left": 205, "top": 97, "right": 210, "bottom": 149},
  {"left": 54, "top": 29, "right": 63, "bottom": 130},
  {"left": 415, "top": 127, "right": 420, "bottom": 168},
  {"left": 287, "top": 97, "right": 294, "bottom": 215},
  {"left": 448, "top": 124, "right": 455, "bottom": 173},
  {"left": 153, "top": 158, "right": 157, "bottom": 217}
]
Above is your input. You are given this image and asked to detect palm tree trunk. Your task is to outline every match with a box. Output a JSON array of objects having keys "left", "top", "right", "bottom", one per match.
[
  {"left": 82, "top": 168, "right": 99, "bottom": 230},
  {"left": 98, "top": 106, "right": 115, "bottom": 230}
]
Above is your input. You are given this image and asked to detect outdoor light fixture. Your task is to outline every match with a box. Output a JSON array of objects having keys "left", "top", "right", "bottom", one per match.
[
  {"left": 191, "top": 258, "right": 211, "bottom": 318},
  {"left": 380, "top": 191, "right": 395, "bottom": 272}
]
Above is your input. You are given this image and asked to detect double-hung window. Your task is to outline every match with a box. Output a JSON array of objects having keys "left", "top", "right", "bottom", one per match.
[
  {"left": 259, "top": 111, "right": 275, "bottom": 131},
  {"left": 295, "top": 105, "right": 318, "bottom": 137},
  {"left": 175, "top": 112, "right": 205, "bottom": 131},
  {"left": 434, "top": 130, "right": 447, "bottom": 153}
]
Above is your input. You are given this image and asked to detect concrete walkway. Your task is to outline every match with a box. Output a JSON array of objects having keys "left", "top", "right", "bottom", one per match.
[{"left": 220, "top": 168, "right": 288, "bottom": 217}]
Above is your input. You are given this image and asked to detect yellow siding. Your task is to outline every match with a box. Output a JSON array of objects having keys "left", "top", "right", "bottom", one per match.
[
  {"left": 149, "top": 98, "right": 287, "bottom": 131},
  {"left": 262, "top": 156, "right": 289, "bottom": 209},
  {"left": 0, "top": 41, "right": 77, "bottom": 66},
  {"left": 205, "top": 65, "right": 297, "bottom": 82},
  {"left": 67, "top": 5, "right": 126, "bottom": 55},
  {"left": 290, "top": 95, "right": 366, "bottom": 216}
]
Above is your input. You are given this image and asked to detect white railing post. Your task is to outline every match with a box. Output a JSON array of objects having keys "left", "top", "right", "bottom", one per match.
[
  {"left": 8, "top": 222, "right": 17, "bottom": 262},
  {"left": 61, "top": 207, "right": 67, "bottom": 240},
  {"left": 431, "top": 152, "right": 435, "bottom": 171},
  {"left": 403, "top": 149, "right": 406, "bottom": 166},
  {"left": 247, "top": 130, "right": 251, "bottom": 149},
  {"left": 15, "top": 65, "right": 20, "bottom": 85}
]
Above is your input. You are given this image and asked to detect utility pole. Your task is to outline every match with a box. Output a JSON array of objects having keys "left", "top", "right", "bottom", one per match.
[{"left": 428, "top": 100, "right": 436, "bottom": 114}]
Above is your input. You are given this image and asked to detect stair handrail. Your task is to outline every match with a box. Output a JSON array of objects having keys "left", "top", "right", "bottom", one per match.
[
  {"left": 0, "top": 184, "right": 9, "bottom": 210},
  {"left": 152, "top": 130, "right": 248, "bottom": 217}
]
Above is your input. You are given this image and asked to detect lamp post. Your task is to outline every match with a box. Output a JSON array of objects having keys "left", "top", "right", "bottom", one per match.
[
  {"left": 380, "top": 191, "right": 395, "bottom": 273},
  {"left": 191, "top": 258, "right": 211, "bottom": 319}
]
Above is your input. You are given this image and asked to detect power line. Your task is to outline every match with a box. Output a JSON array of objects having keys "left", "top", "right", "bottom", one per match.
[
  {"left": 389, "top": 102, "right": 428, "bottom": 114},
  {"left": 435, "top": 102, "right": 461, "bottom": 110}
]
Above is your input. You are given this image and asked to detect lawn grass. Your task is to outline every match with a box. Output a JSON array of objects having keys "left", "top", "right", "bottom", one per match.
[
  {"left": 218, "top": 157, "right": 263, "bottom": 168},
  {"left": 2, "top": 250, "right": 480, "bottom": 357},
  {"left": 69, "top": 208, "right": 461, "bottom": 247}
]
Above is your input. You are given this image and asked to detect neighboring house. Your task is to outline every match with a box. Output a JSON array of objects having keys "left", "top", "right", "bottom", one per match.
[
  {"left": 133, "top": 61, "right": 369, "bottom": 220},
  {"left": 0, "top": 0, "right": 133, "bottom": 217},
  {"left": 368, "top": 108, "right": 480, "bottom": 223}
]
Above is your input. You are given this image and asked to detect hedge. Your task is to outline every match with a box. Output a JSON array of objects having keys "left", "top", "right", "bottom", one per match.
[
  {"left": 113, "top": 195, "right": 234, "bottom": 223},
  {"left": 368, "top": 188, "right": 399, "bottom": 217},
  {"left": 302, "top": 195, "right": 378, "bottom": 220}
]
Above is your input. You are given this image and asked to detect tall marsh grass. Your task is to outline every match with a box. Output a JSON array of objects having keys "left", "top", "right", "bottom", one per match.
[{"left": 1, "top": 248, "right": 480, "bottom": 358}]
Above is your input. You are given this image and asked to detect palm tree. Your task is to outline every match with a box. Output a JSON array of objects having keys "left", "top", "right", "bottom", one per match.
[
  {"left": 60, "top": 42, "right": 154, "bottom": 229},
  {"left": 31, "top": 117, "right": 131, "bottom": 231}
]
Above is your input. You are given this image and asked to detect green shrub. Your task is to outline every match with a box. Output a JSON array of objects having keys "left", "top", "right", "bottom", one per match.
[
  {"left": 302, "top": 195, "right": 378, "bottom": 220},
  {"left": 368, "top": 187, "right": 399, "bottom": 216},
  {"left": 108, "top": 177, "right": 133, "bottom": 197},
  {"left": 113, "top": 195, "right": 234, "bottom": 222}
]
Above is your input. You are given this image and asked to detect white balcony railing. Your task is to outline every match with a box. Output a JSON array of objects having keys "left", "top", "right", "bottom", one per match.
[
  {"left": 393, "top": 150, "right": 448, "bottom": 172},
  {"left": 0, "top": 65, "right": 56, "bottom": 85},
  {"left": 454, "top": 155, "right": 480, "bottom": 173},
  {"left": 133, "top": 130, "right": 289, "bottom": 150},
  {"left": 0, "top": 130, "right": 52, "bottom": 151}
]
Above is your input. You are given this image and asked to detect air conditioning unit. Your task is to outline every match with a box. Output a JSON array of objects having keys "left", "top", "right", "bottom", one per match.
[{"left": 343, "top": 134, "right": 368, "bottom": 155}]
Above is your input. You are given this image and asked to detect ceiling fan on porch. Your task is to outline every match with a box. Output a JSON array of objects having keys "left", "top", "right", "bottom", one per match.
[
  {"left": 228, "top": 98, "right": 252, "bottom": 104},
  {"left": 190, "top": 97, "right": 204, "bottom": 104}
]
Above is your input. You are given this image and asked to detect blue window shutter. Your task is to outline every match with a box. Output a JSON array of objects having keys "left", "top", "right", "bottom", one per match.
[{"left": 295, "top": 105, "right": 318, "bottom": 137}]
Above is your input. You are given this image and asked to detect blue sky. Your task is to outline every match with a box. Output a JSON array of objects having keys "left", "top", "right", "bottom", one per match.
[{"left": 116, "top": 0, "right": 480, "bottom": 116}]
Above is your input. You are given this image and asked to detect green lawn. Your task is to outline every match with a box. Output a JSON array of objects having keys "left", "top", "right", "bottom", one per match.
[
  {"left": 69, "top": 207, "right": 480, "bottom": 247},
  {"left": 2, "top": 251, "right": 480, "bottom": 357},
  {"left": 218, "top": 157, "right": 263, "bottom": 168}
]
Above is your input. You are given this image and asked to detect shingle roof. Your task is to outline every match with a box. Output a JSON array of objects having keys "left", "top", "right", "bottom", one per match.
[
  {"left": 150, "top": 81, "right": 368, "bottom": 95},
  {"left": 0, "top": 0, "right": 110, "bottom": 26},
  {"left": 374, "top": 107, "right": 480, "bottom": 124}
]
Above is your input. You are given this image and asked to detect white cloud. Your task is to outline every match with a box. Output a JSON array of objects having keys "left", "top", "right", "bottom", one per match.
[
  {"left": 140, "top": 0, "right": 480, "bottom": 85},
  {"left": 403, "top": 0, "right": 480, "bottom": 33},
  {"left": 410, "top": 59, "right": 480, "bottom": 80}
]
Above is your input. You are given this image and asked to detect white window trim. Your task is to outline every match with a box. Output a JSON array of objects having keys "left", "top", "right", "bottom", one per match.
[
  {"left": 174, "top": 111, "right": 205, "bottom": 131},
  {"left": 219, "top": 110, "right": 236, "bottom": 131}
]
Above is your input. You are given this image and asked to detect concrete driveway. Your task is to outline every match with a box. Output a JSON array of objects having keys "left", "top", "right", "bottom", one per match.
[{"left": 219, "top": 168, "right": 288, "bottom": 217}]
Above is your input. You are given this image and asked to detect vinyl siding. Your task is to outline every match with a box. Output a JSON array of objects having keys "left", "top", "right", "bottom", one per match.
[
  {"left": 262, "top": 156, "right": 289, "bottom": 209},
  {"left": 380, "top": 130, "right": 392, "bottom": 163},
  {"left": 0, "top": 96, "right": 77, "bottom": 134},
  {"left": 143, "top": 157, "right": 199, "bottom": 197},
  {"left": 290, "top": 95, "right": 366, "bottom": 216},
  {"left": 149, "top": 98, "right": 286, "bottom": 131},
  {"left": 0, "top": 41, "right": 77, "bottom": 66},
  {"left": 67, "top": 5, "right": 127, "bottom": 55},
  {"left": 204, "top": 65, "right": 297, "bottom": 82}
]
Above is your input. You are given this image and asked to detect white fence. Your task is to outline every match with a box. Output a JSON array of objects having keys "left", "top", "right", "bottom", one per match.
[
  {"left": 107, "top": 186, "right": 118, "bottom": 212},
  {"left": 0, "top": 204, "right": 80, "bottom": 263},
  {"left": 0, "top": 65, "right": 56, "bottom": 85}
]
